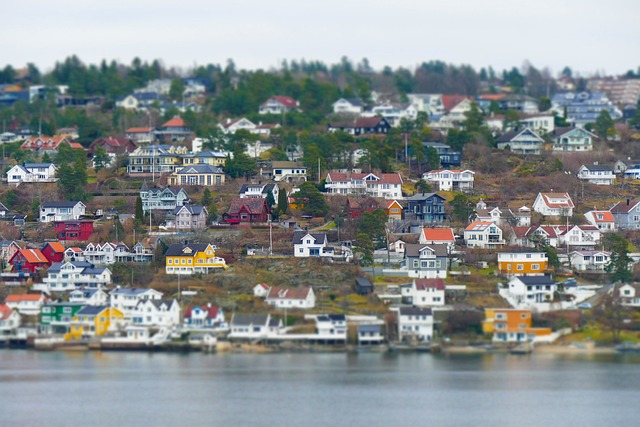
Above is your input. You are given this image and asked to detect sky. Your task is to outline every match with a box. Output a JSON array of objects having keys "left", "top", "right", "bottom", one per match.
[{"left": 2, "top": 0, "right": 639, "bottom": 77}]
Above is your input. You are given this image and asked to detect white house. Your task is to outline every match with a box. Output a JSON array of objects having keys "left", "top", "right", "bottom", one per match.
[
  {"left": 558, "top": 225, "right": 601, "bottom": 251},
  {"left": 83, "top": 242, "right": 132, "bottom": 265},
  {"left": 6, "top": 163, "right": 58, "bottom": 186},
  {"left": 332, "top": 98, "right": 364, "bottom": 114},
  {"left": 228, "top": 313, "right": 283, "bottom": 340},
  {"left": 552, "top": 127, "right": 596, "bottom": 152},
  {"left": 584, "top": 210, "right": 616, "bottom": 232},
  {"left": 42, "top": 262, "right": 112, "bottom": 292},
  {"left": 618, "top": 284, "right": 640, "bottom": 307},
  {"left": 253, "top": 283, "right": 271, "bottom": 298},
  {"left": 422, "top": 169, "right": 475, "bottom": 192},
  {"left": 292, "top": 231, "right": 330, "bottom": 258},
  {"left": 4, "top": 294, "right": 47, "bottom": 316},
  {"left": 0, "top": 304, "right": 21, "bottom": 334},
  {"left": 464, "top": 221, "right": 505, "bottom": 248},
  {"left": 419, "top": 228, "right": 456, "bottom": 251},
  {"left": 259, "top": 96, "right": 299, "bottom": 115},
  {"left": 269, "top": 161, "right": 307, "bottom": 183},
  {"left": 396, "top": 307, "right": 434, "bottom": 343},
  {"left": 312, "top": 314, "right": 347, "bottom": 342},
  {"left": 506, "top": 275, "right": 557, "bottom": 305},
  {"left": 131, "top": 299, "right": 181, "bottom": 328},
  {"left": 325, "top": 171, "right": 403, "bottom": 199},
  {"left": 569, "top": 251, "right": 611, "bottom": 271},
  {"left": 265, "top": 286, "right": 316, "bottom": 310},
  {"left": 238, "top": 183, "right": 279, "bottom": 201},
  {"left": 496, "top": 128, "right": 545, "bottom": 155},
  {"left": 401, "top": 278, "right": 445, "bottom": 307},
  {"left": 68, "top": 289, "right": 109, "bottom": 305},
  {"left": 519, "top": 114, "right": 555, "bottom": 134},
  {"left": 218, "top": 118, "right": 257, "bottom": 134},
  {"left": 183, "top": 305, "right": 227, "bottom": 330},
  {"left": 109, "top": 287, "right": 163, "bottom": 320},
  {"left": 39, "top": 201, "right": 86, "bottom": 223},
  {"left": 532, "top": 192, "right": 574, "bottom": 217},
  {"left": 577, "top": 164, "right": 615, "bottom": 185}
]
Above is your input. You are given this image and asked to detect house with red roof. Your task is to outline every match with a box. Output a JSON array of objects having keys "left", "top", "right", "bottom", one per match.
[
  {"left": 20, "top": 136, "right": 84, "bottom": 154},
  {"left": 41, "top": 242, "right": 66, "bottom": 264},
  {"left": 440, "top": 95, "right": 474, "bottom": 123},
  {"left": 0, "top": 303, "right": 21, "bottom": 333},
  {"left": 325, "top": 171, "right": 403, "bottom": 199},
  {"left": 419, "top": 228, "right": 456, "bottom": 250},
  {"left": 125, "top": 127, "right": 155, "bottom": 144},
  {"left": 346, "top": 197, "right": 380, "bottom": 219},
  {"left": 400, "top": 278, "right": 445, "bottom": 307},
  {"left": 4, "top": 294, "right": 48, "bottom": 316},
  {"left": 584, "top": 210, "right": 616, "bottom": 232},
  {"left": 9, "top": 249, "right": 50, "bottom": 273},
  {"left": 183, "top": 304, "right": 227, "bottom": 330},
  {"left": 532, "top": 192, "right": 574, "bottom": 217},
  {"left": 223, "top": 197, "right": 270, "bottom": 224},
  {"left": 259, "top": 96, "right": 300, "bottom": 115},
  {"left": 386, "top": 200, "right": 403, "bottom": 221},
  {"left": 89, "top": 137, "right": 137, "bottom": 156},
  {"left": 155, "top": 116, "right": 192, "bottom": 142}
]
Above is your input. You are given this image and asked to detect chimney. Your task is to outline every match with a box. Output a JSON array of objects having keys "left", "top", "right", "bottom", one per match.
[{"left": 627, "top": 199, "right": 630, "bottom": 206}]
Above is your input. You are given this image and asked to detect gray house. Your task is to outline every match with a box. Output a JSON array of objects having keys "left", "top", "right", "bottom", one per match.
[
  {"left": 402, "top": 243, "right": 449, "bottom": 279},
  {"left": 610, "top": 199, "right": 640, "bottom": 230}
]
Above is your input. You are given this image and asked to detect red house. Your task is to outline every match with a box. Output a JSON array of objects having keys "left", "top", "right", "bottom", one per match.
[
  {"left": 9, "top": 249, "right": 50, "bottom": 273},
  {"left": 346, "top": 197, "right": 380, "bottom": 219},
  {"left": 223, "top": 198, "right": 270, "bottom": 224},
  {"left": 41, "top": 242, "right": 66, "bottom": 263},
  {"left": 53, "top": 220, "right": 95, "bottom": 241}
]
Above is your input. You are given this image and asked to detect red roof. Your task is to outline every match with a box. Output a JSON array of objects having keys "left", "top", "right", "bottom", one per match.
[
  {"left": 17, "top": 249, "right": 49, "bottom": 264},
  {"left": 0, "top": 304, "right": 15, "bottom": 320},
  {"left": 465, "top": 221, "right": 494, "bottom": 231},
  {"left": 5, "top": 294, "right": 44, "bottom": 303},
  {"left": 415, "top": 278, "right": 445, "bottom": 291},
  {"left": 326, "top": 171, "right": 402, "bottom": 185},
  {"left": 539, "top": 193, "right": 574, "bottom": 209},
  {"left": 479, "top": 94, "right": 505, "bottom": 101},
  {"left": 386, "top": 200, "right": 403, "bottom": 209},
  {"left": 441, "top": 95, "right": 471, "bottom": 112},
  {"left": 44, "top": 242, "right": 65, "bottom": 253},
  {"left": 161, "top": 116, "right": 186, "bottom": 128},
  {"left": 422, "top": 228, "right": 455, "bottom": 242},
  {"left": 126, "top": 127, "right": 154, "bottom": 133},
  {"left": 590, "top": 211, "right": 614, "bottom": 223},
  {"left": 227, "top": 197, "right": 269, "bottom": 215},
  {"left": 354, "top": 116, "right": 388, "bottom": 128},
  {"left": 264, "top": 96, "right": 298, "bottom": 108},
  {"left": 266, "top": 286, "right": 312, "bottom": 300}
]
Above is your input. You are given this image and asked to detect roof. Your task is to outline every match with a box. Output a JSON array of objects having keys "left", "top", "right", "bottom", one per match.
[
  {"left": 161, "top": 116, "right": 187, "bottom": 128},
  {"left": 355, "top": 277, "right": 373, "bottom": 289},
  {"left": 227, "top": 197, "right": 269, "bottom": 215},
  {"left": 110, "top": 287, "right": 160, "bottom": 296},
  {"left": 404, "top": 243, "right": 448, "bottom": 257},
  {"left": 414, "top": 278, "right": 445, "bottom": 291},
  {"left": 266, "top": 286, "right": 312, "bottom": 300},
  {"left": 406, "top": 192, "right": 445, "bottom": 202},
  {"left": 611, "top": 199, "right": 640, "bottom": 214},
  {"left": 44, "top": 241, "right": 65, "bottom": 253},
  {"left": 184, "top": 305, "right": 220, "bottom": 319},
  {"left": 231, "top": 313, "right": 269, "bottom": 326},
  {"left": 77, "top": 305, "right": 109, "bottom": 316},
  {"left": 465, "top": 221, "right": 497, "bottom": 232},
  {"left": 353, "top": 116, "right": 389, "bottom": 128},
  {"left": 514, "top": 275, "right": 555, "bottom": 285},
  {"left": 5, "top": 294, "right": 44, "bottom": 303},
  {"left": 173, "top": 205, "right": 207, "bottom": 216},
  {"left": 41, "top": 201, "right": 83, "bottom": 209},
  {"left": 441, "top": 95, "right": 470, "bottom": 112},
  {"left": 126, "top": 127, "right": 154, "bottom": 133},
  {"left": 326, "top": 171, "right": 402, "bottom": 185},
  {"left": 16, "top": 249, "right": 49, "bottom": 264},
  {"left": 537, "top": 193, "right": 574, "bottom": 209},
  {"left": 422, "top": 228, "right": 455, "bottom": 242},
  {"left": 165, "top": 243, "right": 214, "bottom": 257},
  {"left": 0, "top": 304, "right": 15, "bottom": 320},
  {"left": 176, "top": 164, "right": 224, "bottom": 175},
  {"left": 292, "top": 231, "right": 327, "bottom": 245},
  {"left": 586, "top": 210, "right": 614, "bottom": 223},
  {"left": 263, "top": 96, "right": 298, "bottom": 108}
]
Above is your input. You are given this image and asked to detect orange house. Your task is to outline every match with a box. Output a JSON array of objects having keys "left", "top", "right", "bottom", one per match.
[
  {"left": 497, "top": 252, "right": 548, "bottom": 276},
  {"left": 483, "top": 308, "right": 552, "bottom": 342},
  {"left": 385, "top": 200, "right": 403, "bottom": 221}
]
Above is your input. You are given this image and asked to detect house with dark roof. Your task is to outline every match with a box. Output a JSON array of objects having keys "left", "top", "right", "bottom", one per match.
[
  {"left": 238, "top": 183, "right": 279, "bottom": 201},
  {"left": 6, "top": 163, "right": 58, "bottom": 186},
  {"left": 89, "top": 137, "right": 137, "bottom": 156},
  {"left": 223, "top": 197, "right": 270, "bottom": 224},
  {"left": 332, "top": 98, "right": 364, "bottom": 114},
  {"left": 229, "top": 313, "right": 283, "bottom": 339},
  {"left": 355, "top": 277, "right": 374, "bottom": 295},
  {"left": 402, "top": 243, "right": 448, "bottom": 278},
  {"left": 140, "top": 185, "right": 190, "bottom": 213},
  {"left": 327, "top": 116, "right": 391, "bottom": 136},
  {"left": 39, "top": 201, "right": 86, "bottom": 223},
  {"left": 265, "top": 286, "right": 316, "bottom": 309},
  {"left": 406, "top": 193, "right": 446, "bottom": 223},
  {"left": 610, "top": 199, "right": 640, "bottom": 230},
  {"left": 292, "top": 231, "right": 330, "bottom": 258},
  {"left": 506, "top": 275, "right": 557, "bottom": 305},
  {"left": 401, "top": 278, "right": 445, "bottom": 306},
  {"left": 173, "top": 205, "right": 208, "bottom": 230},
  {"left": 552, "top": 127, "right": 596, "bottom": 152},
  {"left": 397, "top": 306, "right": 434, "bottom": 342},
  {"left": 259, "top": 96, "right": 300, "bottom": 114},
  {"left": 42, "top": 261, "right": 112, "bottom": 292},
  {"left": 109, "top": 287, "right": 163, "bottom": 320},
  {"left": 167, "top": 164, "right": 226, "bottom": 187},
  {"left": 496, "top": 128, "right": 545, "bottom": 155}
]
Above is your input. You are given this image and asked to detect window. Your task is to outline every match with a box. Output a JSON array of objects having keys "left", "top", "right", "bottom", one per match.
[
  {"left": 532, "top": 264, "right": 539, "bottom": 270},
  {"left": 517, "top": 264, "right": 524, "bottom": 270}
]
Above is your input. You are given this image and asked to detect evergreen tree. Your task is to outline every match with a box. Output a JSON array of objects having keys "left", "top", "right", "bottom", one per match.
[
  {"left": 605, "top": 233, "right": 633, "bottom": 283},
  {"left": 93, "top": 147, "right": 111, "bottom": 171},
  {"left": 296, "top": 182, "right": 328, "bottom": 217},
  {"left": 135, "top": 196, "right": 144, "bottom": 226},
  {"left": 277, "top": 188, "right": 289, "bottom": 216}
]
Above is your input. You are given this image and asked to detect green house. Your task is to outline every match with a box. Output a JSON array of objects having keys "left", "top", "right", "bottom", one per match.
[{"left": 40, "top": 303, "right": 84, "bottom": 334}]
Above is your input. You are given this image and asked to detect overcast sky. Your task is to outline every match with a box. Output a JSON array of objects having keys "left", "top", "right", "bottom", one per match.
[{"left": 2, "top": 0, "right": 638, "bottom": 77}]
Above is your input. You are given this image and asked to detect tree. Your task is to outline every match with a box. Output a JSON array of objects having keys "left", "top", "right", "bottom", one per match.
[
  {"left": 169, "top": 78, "right": 186, "bottom": 101},
  {"left": 594, "top": 110, "right": 616, "bottom": 140},
  {"left": 276, "top": 187, "right": 289, "bottom": 216},
  {"left": 296, "top": 182, "right": 328, "bottom": 217},
  {"left": 93, "top": 147, "right": 111, "bottom": 171},
  {"left": 450, "top": 193, "right": 473, "bottom": 223},
  {"left": 224, "top": 146, "right": 257, "bottom": 179},
  {"left": 265, "top": 192, "right": 276, "bottom": 209},
  {"left": 135, "top": 196, "right": 144, "bottom": 227},
  {"left": 414, "top": 179, "right": 432, "bottom": 194},
  {"left": 358, "top": 209, "right": 388, "bottom": 247},
  {"left": 354, "top": 232, "right": 374, "bottom": 266},
  {"left": 605, "top": 233, "right": 633, "bottom": 283},
  {"left": 425, "top": 146, "right": 441, "bottom": 170},
  {"left": 593, "top": 293, "right": 628, "bottom": 343}
]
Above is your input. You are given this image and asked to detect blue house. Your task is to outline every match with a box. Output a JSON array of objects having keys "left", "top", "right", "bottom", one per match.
[{"left": 406, "top": 193, "right": 446, "bottom": 223}]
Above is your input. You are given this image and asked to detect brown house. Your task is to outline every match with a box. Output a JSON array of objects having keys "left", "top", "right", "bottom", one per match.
[
  {"left": 223, "top": 198, "right": 271, "bottom": 224},
  {"left": 89, "top": 137, "right": 137, "bottom": 155}
]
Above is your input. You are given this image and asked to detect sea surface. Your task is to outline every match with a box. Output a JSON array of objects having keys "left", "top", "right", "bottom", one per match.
[{"left": 1, "top": 350, "right": 639, "bottom": 427}]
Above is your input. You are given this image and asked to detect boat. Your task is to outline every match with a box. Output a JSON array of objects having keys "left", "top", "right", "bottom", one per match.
[{"left": 615, "top": 342, "right": 640, "bottom": 353}]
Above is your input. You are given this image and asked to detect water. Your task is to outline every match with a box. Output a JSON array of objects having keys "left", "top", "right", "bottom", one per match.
[{"left": 1, "top": 350, "right": 639, "bottom": 427}]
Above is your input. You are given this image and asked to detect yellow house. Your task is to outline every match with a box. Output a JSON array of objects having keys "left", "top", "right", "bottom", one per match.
[
  {"left": 385, "top": 200, "right": 403, "bottom": 221},
  {"left": 483, "top": 308, "right": 552, "bottom": 342},
  {"left": 68, "top": 306, "right": 124, "bottom": 340},
  {"left": 165, "top": 243, "right": 228, "bottom": 275},
  {"left": 167, "top": 164, "right": 226, "bottom": 187}
]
